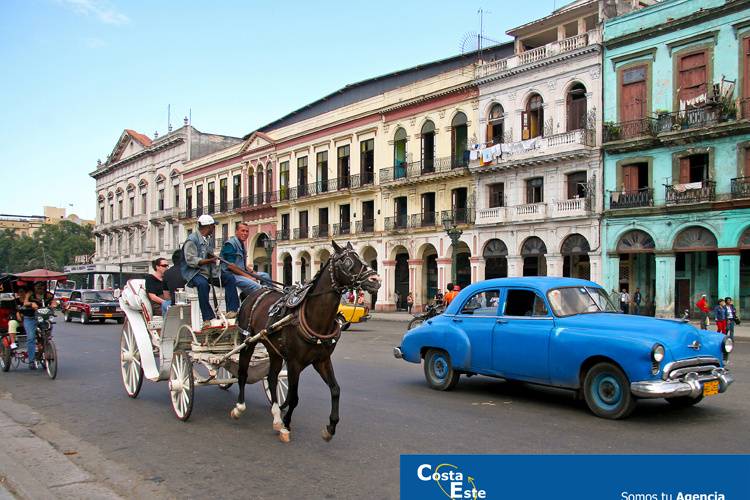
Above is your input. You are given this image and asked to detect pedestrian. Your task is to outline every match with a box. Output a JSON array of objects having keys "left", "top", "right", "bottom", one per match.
[
  {"left": 725, "top": 297, "right": 739, "bottom": 340},
  {"left": 633, "top": 287, "right": 642, "bottom": 315},
  {"left": 695, "top": 294, "right": 710, "bottom": 330},
  {"left": 113, "top": 286, "right": 121, "bottom": 299},
  {"left": 620, "top": 288, "right": 630, "bottom": 314},
  {"left": 444, "top": 283, "right": 457, "bottom": 306},
  {"left": 610, "top": 288, "right": 620, "bottom": 307},
  {"left": 713, "top": 298, "right": 727, "bottom": 334},
  {"left": 406, "top": 292, "right": 413, "bottom": 314}
]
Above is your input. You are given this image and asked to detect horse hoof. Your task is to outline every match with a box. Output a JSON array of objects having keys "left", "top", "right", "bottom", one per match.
[
  {"left": 273, "top": 421, "right": 283, "bottom": 432},
  {"left": 279, "top": 429, "right": 290, "bottom": 443},
  {"left": 321, "top": 428, "right": 333, "bottom": 442},
  {"left": 230, "top": 409, "right": 240, "bottom": 420}
]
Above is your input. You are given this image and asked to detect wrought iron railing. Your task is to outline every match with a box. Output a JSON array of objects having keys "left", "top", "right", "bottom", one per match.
[
  {"left": 278, "top": 228, "right": 290, "bottom": 241},
  {"left": 654, "top": 108, "right": 721, "bottom": 133},
  {"left": 412, "top": 212, "right": 438, "bottom": 228},
  {"left": 379, "top": 155, "right": 467, "bottom": 184},
  {"left": 352, "top": 170, "right": 375, "bottom": 188},
  {"left": 293, "top": 227, "right": 309, "bottom": 240},
  {"left": 609, "top": 188, "right": 654, "bottom": 209},
  {"left": 333, "top": 222, "right": 351, "bottom": 236},
  {"left": 731, "top": 177, "right": 750, "bottom": 199},
  {"left": 384, "top": 215, "right": 409, "bottom": 231},
  {"left": 603, "top": 118, "right": 656, "bottom": 142},
  {"left": 665, "top": 180, "right": 716, "bottom": 204},
  {"left": 355, "top": 219, "right": 375, "bottom": 234},
  {"left": 312, "top": 224, "right": 330, "bottom": 238},
  {"left": 440, "top": 207, "right": 474, "bottom": 225}
]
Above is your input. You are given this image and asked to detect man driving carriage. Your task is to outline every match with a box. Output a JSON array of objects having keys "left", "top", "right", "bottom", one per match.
[{"left": 180, "top": 214, "right": 239, "bottom": 328}]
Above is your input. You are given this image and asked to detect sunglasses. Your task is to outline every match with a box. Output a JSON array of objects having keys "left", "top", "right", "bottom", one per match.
[{"left": 158, "top": 263, "right": 169, "bottom": 268}]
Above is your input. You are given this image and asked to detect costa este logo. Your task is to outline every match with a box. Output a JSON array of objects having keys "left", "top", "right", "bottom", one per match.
[{"left": 417, "top": 463, "right": 487, "bottom": 499}]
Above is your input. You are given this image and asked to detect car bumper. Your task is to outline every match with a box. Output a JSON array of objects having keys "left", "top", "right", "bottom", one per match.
[
  {"left": 89, "top": 313, "right": 125, "bottom": 319},
  {"left": 359, "top": 314, "right": 370, "bottom": 322},
  {"left": 393, "top": 346, "right": 403, "bottom": 359},
  {"left": 631, "top": 368, "right": 733, "bottom": 399}
]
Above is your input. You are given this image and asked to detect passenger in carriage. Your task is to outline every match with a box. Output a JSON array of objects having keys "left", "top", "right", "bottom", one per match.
[
  {"left": 220, "top": 222, "right": 271, "bottom": 294},
  {"left": 145, "top": 257, "right": 171, "bottom": 316},
  {"left": 163, "top": 249, "right": 186, "bottom": 299},
  {"left": 180, "top": 215, "right": 239, "bottom": 328}
]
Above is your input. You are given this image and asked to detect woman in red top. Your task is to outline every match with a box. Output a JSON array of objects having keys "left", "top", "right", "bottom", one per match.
[{"left": 695, "top": 294, "right": 710, "bottom": 330}]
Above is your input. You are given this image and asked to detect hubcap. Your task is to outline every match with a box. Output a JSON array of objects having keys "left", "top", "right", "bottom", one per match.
[
  {"left": 433, "top": 355, "right": 448, "bottom": 380},
  {"left": 593, "top": 374, "right": 622, "bottom": 409}
]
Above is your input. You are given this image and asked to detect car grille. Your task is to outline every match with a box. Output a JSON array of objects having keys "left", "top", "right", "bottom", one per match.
[
  {"left": 662, "top": 356, "right": 720, "bottom": 381},
  {"left": 98, "top": 306, "right": 118, "bottom": 313}
]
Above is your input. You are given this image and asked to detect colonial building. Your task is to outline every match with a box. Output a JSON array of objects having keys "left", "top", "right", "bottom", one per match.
[
  {"left": 601, "top": 0, "right": 750, "bottom": 317},
  {"left": 90, "top": 123, "right": 242, "bottom": 288}
]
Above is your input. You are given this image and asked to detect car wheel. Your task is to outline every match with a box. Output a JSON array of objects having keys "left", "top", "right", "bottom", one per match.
[
  {"left": 408, "top": 317, "right": 424, "bottom": 330},
  {"left": 666, "top": 395, "right": 704, "bottom": 408},
  {"left": 80, "top": 312, "right": 89, "bottom": 325},
  {"left": 116, "top": 318, "right": 124, "bottom": 324},
  {"left": 583, "top": 362, "right": 636, "bottom": 419},
  {"left": 99, "top": 319, "right": 106, "bottom": 324},
  {"left": 336, "top": 314, "right": 351, "bottom": 331},
  {"left": 64, "top": 311, "right": 71, "bottom": 323},
  {"left": 424, "top": 349, "right": 460, "bottom": 391}
]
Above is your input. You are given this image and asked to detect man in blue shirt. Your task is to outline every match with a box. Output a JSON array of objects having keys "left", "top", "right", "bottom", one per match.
[{"left": 220, "top": 222, "right": 271, "bottom": 294}]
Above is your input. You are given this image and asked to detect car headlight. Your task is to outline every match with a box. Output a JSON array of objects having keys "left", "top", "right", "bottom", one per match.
[
  {"left": 723, "top": 337, "right": 734, "bottom": 354},
  {"left": 651, "top": 344, "right": 665, "bottom": 363},
  {"left": 90, "top": 307, "right": 100, "bottom": 313}
]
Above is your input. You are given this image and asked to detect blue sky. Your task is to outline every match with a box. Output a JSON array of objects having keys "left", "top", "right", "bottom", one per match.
[{"left": 0, "top": 0, "right": 558, "bottom": 219}]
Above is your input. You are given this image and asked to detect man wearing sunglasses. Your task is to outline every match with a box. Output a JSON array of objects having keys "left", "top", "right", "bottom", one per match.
[{"left": 146, "top": 257, "right": 171, "bottom": 316}]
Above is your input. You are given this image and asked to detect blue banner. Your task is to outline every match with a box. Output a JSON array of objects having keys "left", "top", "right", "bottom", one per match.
[{"left": 401, "top": 455, "right": 748, "bottom": 500}]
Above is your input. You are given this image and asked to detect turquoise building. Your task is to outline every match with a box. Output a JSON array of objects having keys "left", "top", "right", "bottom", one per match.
[{"left": 602, "top": 0, "right": 750, "bottom": 317}]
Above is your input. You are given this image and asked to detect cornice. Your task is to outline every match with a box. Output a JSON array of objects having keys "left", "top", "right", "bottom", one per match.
[
  {"left": 90, "top": 135, "right": 185, "bottom": 179},
  {"left": 475, "top": 45, "right": 601, "bottom": 86}
]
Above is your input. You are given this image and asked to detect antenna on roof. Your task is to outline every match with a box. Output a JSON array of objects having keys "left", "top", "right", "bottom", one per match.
[{"left": 168, "top": 104, "right": 172, "bottom": 133}]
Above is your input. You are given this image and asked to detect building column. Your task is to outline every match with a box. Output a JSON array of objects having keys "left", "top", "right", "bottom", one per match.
[
  {"left": 718, "top": 251, "right": 741, "bottom": 302},
  {"left": 507, "top": 256, "right": 523, "bottom": 277},
  {"left": 380, "top": 259, "right": 396, "bottom": 312},
  {"left": 437, "top": 257, "right": 452, "bottom": 291},
  {"left": 654, "top": 253, "right": 676, "bottom": 318},
  {"left": 408, "top": 259, "right": 424, "bottom": 312},
  {"left": 588, "top": 252, "right": 602, "bottom": 284},
  {"left": 604, "top": 253, "right": 620, "bottom": 293},
  {"left": 470, "top": 256, "right": 485, "bottom": 283},
  {"left": 546, "top": 254, "right": 564, "bottom": 277},
  {"left": 293, "top": 260, "right": 302, "bottom": 284}
]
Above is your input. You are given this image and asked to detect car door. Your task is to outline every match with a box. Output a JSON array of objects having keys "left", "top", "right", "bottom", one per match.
[
  {"left": 450, "top": 288, "right": 501, "bottom": 372},
  {"left": 492, "top": 288, "right": 553, "bottom": 384}
]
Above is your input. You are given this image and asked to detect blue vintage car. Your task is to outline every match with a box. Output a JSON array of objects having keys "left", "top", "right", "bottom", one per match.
[{"left": 393, "top": 277, "right": 734, "bottom": 419}]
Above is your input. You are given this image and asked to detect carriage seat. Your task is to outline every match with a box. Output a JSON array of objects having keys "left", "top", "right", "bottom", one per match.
[{"left": 121, "top": 280, "right": 153, "bottom": 319}]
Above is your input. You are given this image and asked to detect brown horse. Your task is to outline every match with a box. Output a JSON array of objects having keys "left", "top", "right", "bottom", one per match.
[{"left": 230, "top": 240, "right": 381, "bottom": 442}]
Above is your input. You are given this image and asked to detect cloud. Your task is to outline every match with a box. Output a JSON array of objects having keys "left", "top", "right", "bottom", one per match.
[{"left": 57, "top": 0, "right": 130, "bottom": 25}]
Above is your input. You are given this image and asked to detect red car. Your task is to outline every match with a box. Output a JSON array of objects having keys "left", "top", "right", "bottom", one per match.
[{"left": 63, "top": 289, "right": 124, "bottom": 324}]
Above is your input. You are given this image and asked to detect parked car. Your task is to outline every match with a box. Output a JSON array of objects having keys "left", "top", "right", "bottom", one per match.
[
  {"left": 63, "top": 289, "right": 124, "bottom": 324},
  {"left": 394, "top": 277, "right": 733, "bottom": 419},
  {"left": 337, "top": 299, "right": 371, "bottom": 331}
]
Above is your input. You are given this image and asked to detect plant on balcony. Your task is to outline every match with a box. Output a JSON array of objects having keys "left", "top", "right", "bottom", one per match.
[
  {"left": 603, "top": 121, "right": 621, "bottom": 141},
  {"left": 718, "top": 95, "right": 737, "bottom": 122},
  {"left": 672, "top": 113, "right": 689, "bottom": 131}
]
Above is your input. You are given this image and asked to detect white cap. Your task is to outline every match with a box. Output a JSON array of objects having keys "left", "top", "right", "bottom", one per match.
[{"left": 197, "top": 214, "right": 216, "bottom": 226}]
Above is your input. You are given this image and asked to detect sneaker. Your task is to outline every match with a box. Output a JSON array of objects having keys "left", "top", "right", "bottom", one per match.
[
  {"left": 9, "top": 342, "right": 17, "bottom": 350},
  {"left": 29, "top": 362, "right": 36, "bottom": 370},
  {"left": 225, "top": 311, "right": 238, "bottom": 320},
  {"left": 201, "top": 320, "right": 212, "bottom": 330}
]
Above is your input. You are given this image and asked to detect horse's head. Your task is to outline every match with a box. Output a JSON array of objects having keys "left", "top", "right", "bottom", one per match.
[{"left": 329, "top": 240, "right": 381, "bottom": 294}]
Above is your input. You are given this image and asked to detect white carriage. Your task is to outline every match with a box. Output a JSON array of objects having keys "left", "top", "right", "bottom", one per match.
[{"left": 118, "top": 279, "right": 288, "bottom": 421}]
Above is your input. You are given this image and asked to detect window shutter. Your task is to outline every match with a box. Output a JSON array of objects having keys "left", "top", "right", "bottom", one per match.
[
  {"left": 521, "top": 111, "right": 529, "bottom": 140},
  {"left": 745, "top": 148, "right": 750, "bottom": 177},
  {"left": 486, "top": 122, "right": 494, "bottom": 144},
  {"left": 679, "top": 157, "right": 690, "bottom": 183},
  {"left": 622, "top": 165, "right": 639, "bottom": 192}
]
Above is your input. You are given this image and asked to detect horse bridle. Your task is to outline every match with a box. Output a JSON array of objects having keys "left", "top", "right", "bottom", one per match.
[{"left": 328, "top": 248, "right": 378, "bottom": 294}]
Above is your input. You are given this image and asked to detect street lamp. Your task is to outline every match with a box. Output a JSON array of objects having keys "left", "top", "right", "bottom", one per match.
[
  {"left": 262, "top": 234, "right": 277, "bottom": 279},
  {"left": 442, "top": 217, "right": 463, "bottom": 285}
]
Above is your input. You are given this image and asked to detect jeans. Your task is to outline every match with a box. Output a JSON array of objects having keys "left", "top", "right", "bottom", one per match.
[
  {"left": 726, "top": 319, "right": 735, "bottom": 339},
  {"left": 161, "top": 300, "right": 171, "bottom": 316},
  {"left": 23, "top": 317, "right": 37, "bottom": 364},
  {"left": 621, "top": 303, "right": 628, "bottom": 314},
  {"left": 234, "top": 271, "right": 271, "bottom": 294},
  {"left": 188, "top": 271, "right": 239, "bottom": 321},
  {"left": 634, "top": 303, "right": 640, "bottom": 315}
]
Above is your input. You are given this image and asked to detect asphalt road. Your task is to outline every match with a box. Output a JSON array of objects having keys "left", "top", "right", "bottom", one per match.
[{"left": 0, "top": 319, "right": 748, "bottom": 499}]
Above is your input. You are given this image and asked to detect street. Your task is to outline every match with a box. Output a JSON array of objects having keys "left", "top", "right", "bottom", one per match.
[{"left": 0, "top": 318, "right": 748, "bottom": 499}]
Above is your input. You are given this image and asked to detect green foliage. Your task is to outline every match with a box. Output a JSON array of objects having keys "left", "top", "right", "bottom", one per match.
[{"left": 0, "top": 221, "right": 94, "bottom": 273}]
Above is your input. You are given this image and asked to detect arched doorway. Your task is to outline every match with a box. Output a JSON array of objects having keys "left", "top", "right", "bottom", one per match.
[
  {"left": 253, "top": 233, "right": 270, "bottom": 275},
  {"left": 96, "top": 275, "right": 104, "bottom": 290},
  {"left": 673, "top": 226, "right": 718, "bottom": 317},
  {"left": 361, "top": 245, "right": 378, "bottom": 309},
  {"left": 483, "top": 239, "right": 508, "bottom": 279},
  {"left": 561, "top": 234, "right": 591, "bottom": 279},
  {"left": 566, "top": 82, "right": 587, "bottom": 131},
  {"left": 299, "top": 251, "right": 311, "bottom": 283},
  {"left": 317, "top": 248, "right": 331, "bottom": 270},
  {"left": 739, "top": 227, "right": 750, "bottom": 317},
  {"left": 455, "top": 242, "right": 471, "bottom": 289},
  {"left": 617, "top": 229, "right": 656, "bottom": 315},
  {"left": 522, "top": 237, "right": 547, "bottom": 276},
  {"left": 451, "top": 112, "right": 468, "bottom": 168},
  {"left": 419, "top": 244, "right": 439, "bottom": 302},
  {"left": 282, "top": 254, "right": 293, "bottom": 286},
  {"left": 394, "top": 247, "right": 410, "bottom": 311},
  {"left": 523, "top": 93, "right": 544, "bottom": 140}
]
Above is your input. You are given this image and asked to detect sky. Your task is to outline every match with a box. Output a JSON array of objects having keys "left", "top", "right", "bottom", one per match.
[{"left": 0, "top": 0, "right": 559, "bottom": 220}]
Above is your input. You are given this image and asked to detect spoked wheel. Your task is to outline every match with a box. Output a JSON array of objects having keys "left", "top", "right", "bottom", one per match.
[
  {"left": 217, "top": 367, "right": 233, "bottom": 390},
  {"left": 0, "top": 343, "right": 10, "bottom": 372},
  {"left": 43, "top": 339, "right": 57, "bottom": 379},
  {"left": 408, "top": 317, "right": 425, "bottom": 330},
  {"left": 120, "top": 321, "right": 143, "bottom": 398},
  {"left": 169, "top": 351, "right": 194, "bottom": 421},
  {"left": 262, "top": 362, "right": 289, "bottom": 406}
]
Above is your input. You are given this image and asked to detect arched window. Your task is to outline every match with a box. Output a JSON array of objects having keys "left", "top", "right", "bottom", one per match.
[
  {"left": 266, "top": 167, "right": 273, "bottom": 196},
  {"left": 523, "top": 94, "right": 544, "bottom": 139},
  {"left": 486, "top": 104, "right": 505, "bottom": 144},
  {"left": 421, "top": 121, "right": 435, "bottom": 173},
  {"left": 256, "top": 165, "right": 264, "bottom": 204},
  {"left": 451, "top": 112, "right": 468, "bottom": 168},
  {"left": 567, "top": 83, "right": 587, "bottom": 131}
]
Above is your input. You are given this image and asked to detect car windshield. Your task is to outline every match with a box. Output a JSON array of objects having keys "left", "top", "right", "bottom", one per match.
[
  {"left": 546, "top": 287, "right": 619, "bottom": 317},
  {"left": 55, "top": 290, "right": 72, "bottom": 298},
  {"left": 83, "top": 291, "right": 114, "bottom": 303}
]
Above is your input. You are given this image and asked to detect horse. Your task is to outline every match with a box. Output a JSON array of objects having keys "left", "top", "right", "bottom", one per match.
[{"left": 230, "top": 240, "right": 381, "bottom": 442}]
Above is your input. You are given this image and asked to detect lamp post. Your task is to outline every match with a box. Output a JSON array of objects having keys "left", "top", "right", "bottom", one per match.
[
  {"left": 262, "top": 234, "right": 277, "bottom": 279},
  {"left": 443, "top": 218, "right": 463, "bottom": 285}
]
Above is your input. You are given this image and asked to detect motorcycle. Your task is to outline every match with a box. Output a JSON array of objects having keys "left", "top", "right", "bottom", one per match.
[
  {"left": 407, "top": 302, "right": 444, "bottom": 330},
  {"left": 1, "top": 306, "right": 58, "bottom": 379}
]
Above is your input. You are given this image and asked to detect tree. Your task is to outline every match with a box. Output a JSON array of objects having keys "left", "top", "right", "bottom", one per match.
[{"left": 0, "top": 222, "right": 94, "bottom": 273}]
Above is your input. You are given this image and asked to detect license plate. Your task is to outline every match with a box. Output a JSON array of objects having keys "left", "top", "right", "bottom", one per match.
[
  {"left": 104, "top": 313, "right": 113, "bottom": 318},
  {"left": 703, "top": 380, "right": 719, "bottom": 397}
]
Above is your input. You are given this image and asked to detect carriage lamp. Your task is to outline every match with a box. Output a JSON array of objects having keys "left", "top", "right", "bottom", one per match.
[
  {"left": 263, "top": 235, "right": 277, "bottom": 279},
  {"left": 442, "top": 218, "right": 463, "bottom": 285}
]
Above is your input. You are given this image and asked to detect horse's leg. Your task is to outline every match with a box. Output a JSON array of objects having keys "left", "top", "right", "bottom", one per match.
[
  {"left": 278, "top": 360, "right": 301, "bottom": 443},
  {"left": 230, "top": 343, "right": 254, "bottom": 419},
  {"left": 313, "top": 356, "right": 340, "bottom": 442},
  {"left": 267, "top": 351, "right": 284, "bottom": 432}
]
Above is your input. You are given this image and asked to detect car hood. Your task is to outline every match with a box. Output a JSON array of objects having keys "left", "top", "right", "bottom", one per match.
[
  {"left": 85, "top": 301, "right": 120, "bottom": 307},
  {"left": 560, "top": 313, "right": 724, "bottom": 360}
]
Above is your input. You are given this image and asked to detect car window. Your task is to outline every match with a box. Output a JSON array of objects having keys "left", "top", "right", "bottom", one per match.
[
  {"left": 547, "top": 287, "right": 618, "bottom": 317},
  {"left": 459, "top": 290, "right": 500, "bottom": 316},
  {"left": 83, "top": 291, "right": 115, "bottom": 302},
  {"left": 503, "top": 289, "right": 549, "bottom": 317},
  {"left": 70, "top": 292, "right": 80, "bottom": 301}
]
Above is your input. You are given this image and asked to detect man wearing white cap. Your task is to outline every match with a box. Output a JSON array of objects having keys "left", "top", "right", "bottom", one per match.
[{"left": 180, "top": 214, "right": 239, "bottom": 327}]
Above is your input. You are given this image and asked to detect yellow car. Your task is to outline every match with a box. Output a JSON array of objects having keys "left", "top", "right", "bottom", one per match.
[{"left": 337, "top": 300, "right": 370, "bottom": 330}]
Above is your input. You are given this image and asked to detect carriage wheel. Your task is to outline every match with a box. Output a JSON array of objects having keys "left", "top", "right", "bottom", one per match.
[
  {"left": 43, "top": 339, "right": 57, "bottom": 380},
  {"left": 262, "top": 362, "right": 289, "bottom": 406},
  {"left": 217, "top": 367, "right": 233, "bottom": 390},
  {"left": 120, "top": 321, "right": 143, "bottom": 398},
  {"left": 169, "top": 351, "right": 194, "bottom": 421},
  {"left": 0, "top": 344, "right": 10, "bottom": 372}
]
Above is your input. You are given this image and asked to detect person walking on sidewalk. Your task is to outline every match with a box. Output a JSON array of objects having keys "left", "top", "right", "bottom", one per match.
[
  {"left": 696, "top": 294, "right": 710, "bottom": 330},
  {"left": 725, "top": 297, "right": 739, "bottom": 340},
  {"left": 620, "top": 288, "right": 630, "bottom": 314},
  {"left": 633, "top": 288, "right": 642, "bottom": 315},
  {"left": 406, "top": 292, "right": 413, "bottom": 314},
  {"left": 713, "top": 298, "right": 727, "bottom": 334}
]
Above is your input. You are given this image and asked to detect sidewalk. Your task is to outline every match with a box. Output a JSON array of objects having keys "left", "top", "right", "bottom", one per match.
[{"left": 370, "top": 312, "right": 750, "bottom": 339}]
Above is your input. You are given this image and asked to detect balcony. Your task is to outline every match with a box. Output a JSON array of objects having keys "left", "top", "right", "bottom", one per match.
[
  {"left": 603, "top": 118, "right": 656, "bottom": 143},
  {"left": 475, "top": 30, "right": 601, "bottom": 79},
  {"left": 351, "top": 171, "right": 375, "bottom": 189},
  {"left": 731, "top": 177, "right": 750, "bottom": 199},
  {"left": 312, "top": 224, "right": 330, "bottom": 238},
  {"left": 379, "top": 156, "right": 468, "bottom": 184},
  {"left": 293, "top": 227, "right": 309, "bottom": 240},
  {"left": 475, "top": 206, "right": 507, "bottom": 225},
  {"left": 609, "top": 188, "right": 654, "bottom": 209},
  {"left": 654, "top": 108, "right": 721, "bottom": 134},
  {"left": 355, "top": 219, "right": 375, "bottom": 234},
  {"left": 477, "top": 129, "right": 595, "bottom": 169},
  {"left": 411, "top": 212, "right": 439, "bottom": 228},
  {"left": 271, "top": 177, "right": 355, "bottom": 204},
  {"left": 440, "top": 208, "right": 474, "bottom": 226},
  {"left": 514, "top": 203, "right": 547, "bottom": 221},
  {"left": 278, "top": 228, "right": 290, "bottom": 241},
  {"left": 384, "top": 215, "right": 410, "bottom": 231},
  {"left": 552, "top": 197, "right": 589, "bottom": 216},
  {"left": 665, "top": 180, "right": 716, "bottom": 205},
  {"left": 333, "top": 222, "right": 352, "bottom": 236}
]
